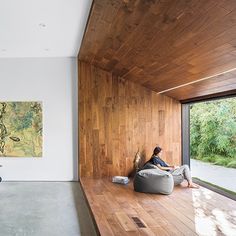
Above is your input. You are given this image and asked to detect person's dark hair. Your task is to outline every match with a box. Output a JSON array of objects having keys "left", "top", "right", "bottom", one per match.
[{"left": 153, "top": 146, "right": 162, "bottom": 155}]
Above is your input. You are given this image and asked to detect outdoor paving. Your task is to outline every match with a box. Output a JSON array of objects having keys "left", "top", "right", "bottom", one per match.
[{"left": 191, "top": 159, "right": 236, "bottom": 192}]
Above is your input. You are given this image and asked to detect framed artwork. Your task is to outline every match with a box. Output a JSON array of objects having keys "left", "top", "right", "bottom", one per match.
[{"left": 0, "top": 102, "right": 42, "bottom": 157}]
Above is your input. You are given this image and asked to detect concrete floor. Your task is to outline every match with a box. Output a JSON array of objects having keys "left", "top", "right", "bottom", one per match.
[
  {"left": 0, "top": 182, "right": 97, "bottom": 236},
  {"left": 191, "top": 159, "right": 236, "bottom": 192}
]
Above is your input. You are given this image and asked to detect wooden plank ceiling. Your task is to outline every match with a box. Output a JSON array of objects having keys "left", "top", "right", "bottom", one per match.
[{"left": 79, "top": 0, "right": 236, "bottom": 101}]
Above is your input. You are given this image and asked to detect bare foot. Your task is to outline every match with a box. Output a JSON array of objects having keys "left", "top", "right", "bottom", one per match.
[{"left": 188, "top": 183, "right": 199, "bottom": 189}]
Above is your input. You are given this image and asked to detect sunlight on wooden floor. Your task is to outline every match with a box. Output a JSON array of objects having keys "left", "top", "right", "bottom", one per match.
[
  {"left": 81, "top": 178, "right": 236, "bottom": 236},
  {"left": 193, "top": 188, "right": 236, "bottom": 236}
]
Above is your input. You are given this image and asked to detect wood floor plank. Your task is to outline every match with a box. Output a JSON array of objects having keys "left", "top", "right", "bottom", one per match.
[
  {"left": 81, "top": 178, "right": 236, "bottom": 236},
  {"left": 149, "top": 227, "right": 171, "bottom": 236},
  {"left": 106, "top": 214, "right": 130, "bottom": 236},
  {"left": 133, "top": 206, "right": 162, "bottom": 228},
  {"left": 147, "top": 198, "right": 198, "bottom": 235},
  {"left": 115, "top": 212, "right": 137, "bottom": 232},
  {"left": 138, "top": 227, "right": 157, "bottom": 236}
]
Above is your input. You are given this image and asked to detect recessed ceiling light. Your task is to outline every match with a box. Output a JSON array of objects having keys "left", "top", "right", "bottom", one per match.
[{"left": 39, "top": 23, "right": 46, "bottom": 28}]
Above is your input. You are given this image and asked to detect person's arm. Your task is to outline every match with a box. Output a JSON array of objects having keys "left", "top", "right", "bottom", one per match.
[
  {"left": 156, "top": 164, "right": 173, "bottom": 171},
  {"left": 156, "top": 164, "right": 180, "bottom": 171},
  {"left": 151, "top": 156, "right": 178, "bottom": 170}
]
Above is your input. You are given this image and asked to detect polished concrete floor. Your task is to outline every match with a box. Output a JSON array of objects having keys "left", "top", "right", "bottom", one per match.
[{"left": 0, "top": 182, "right": 97, "bottom": 236}]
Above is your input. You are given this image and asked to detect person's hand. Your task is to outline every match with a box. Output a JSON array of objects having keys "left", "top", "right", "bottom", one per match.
[{"left": 173, "top": 165, "right": 179, "bottom": 169}]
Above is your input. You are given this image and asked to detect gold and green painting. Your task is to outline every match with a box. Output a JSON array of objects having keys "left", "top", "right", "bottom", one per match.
[{"left": 0, "top": 102, "right": 42, "bottom": 157}]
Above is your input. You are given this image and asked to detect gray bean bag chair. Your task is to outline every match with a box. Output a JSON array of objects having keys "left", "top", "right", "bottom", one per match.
[
  {"left": 133, "top": 163, "right": 174, "bottom": 195},
  {"left": 172, "top": 174, "right": 184, "bottom": 186},
  {"left": 142, "top": 162, "right": 184, "bottom": 186}
]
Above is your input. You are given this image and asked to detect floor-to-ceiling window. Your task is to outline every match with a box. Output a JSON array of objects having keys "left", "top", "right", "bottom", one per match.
[{"left": 182, "top": 96, "right": 236, "bottom": 199}]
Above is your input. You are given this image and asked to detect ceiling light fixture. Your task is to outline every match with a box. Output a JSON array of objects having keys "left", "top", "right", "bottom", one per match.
[
  {"left": 158, "top": 67, "right": 236, "bottom": 94},
  {"left": 39, "top": 23, "right": 46, "bottom": 28}
]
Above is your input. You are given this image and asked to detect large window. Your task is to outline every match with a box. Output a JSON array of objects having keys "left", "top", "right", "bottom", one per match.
[{"left": 182, "top": 97, "right": 236, "bottom": 198}]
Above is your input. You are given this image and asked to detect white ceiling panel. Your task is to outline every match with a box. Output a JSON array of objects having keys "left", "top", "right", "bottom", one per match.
[{"left": 0, "top": 0, "right": 92, "bottom": 57}]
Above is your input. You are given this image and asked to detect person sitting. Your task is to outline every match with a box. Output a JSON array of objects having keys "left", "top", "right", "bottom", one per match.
[{"left": 146, "top": 146, "right": 199, "bottom": 188}]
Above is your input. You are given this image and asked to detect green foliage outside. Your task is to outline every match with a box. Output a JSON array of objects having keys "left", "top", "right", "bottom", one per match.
[{"left": 190, "top": 97, "right": 236, "bottom": 169}]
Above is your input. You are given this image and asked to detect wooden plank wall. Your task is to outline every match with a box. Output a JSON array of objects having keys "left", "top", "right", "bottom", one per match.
[{"left": 79, "top": 61, "right": 181, "bottom": 178}]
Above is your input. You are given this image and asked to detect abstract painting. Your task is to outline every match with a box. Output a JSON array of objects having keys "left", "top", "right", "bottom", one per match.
[{"left": 0, "top": 102, "right": 42, "bottom": 157}]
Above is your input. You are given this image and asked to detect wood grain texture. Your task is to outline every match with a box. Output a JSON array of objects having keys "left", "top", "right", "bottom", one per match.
[
  {"left": 181, "top": 89, "right": 236, "bottom": 104},
  {"left": 163, "top": 70, "right": 236, "bottom": 101},
  {"left": 81, "top": 178, "right": 236, "bottom": 236},
  {"left": 79, "top": 0, "right": 236, "bottom": 100},
  {"left": 79, "top": 61, "right": 181, "bottom": 178}
]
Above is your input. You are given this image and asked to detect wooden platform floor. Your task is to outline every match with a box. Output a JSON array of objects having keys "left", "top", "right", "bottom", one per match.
[{"left": 81, "top": 178, "right": 236, "bottom": 236}]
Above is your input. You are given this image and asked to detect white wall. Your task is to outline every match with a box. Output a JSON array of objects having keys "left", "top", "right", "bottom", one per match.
[{"left": 0, "top": 58, "right": 78, "bottom": 181}]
